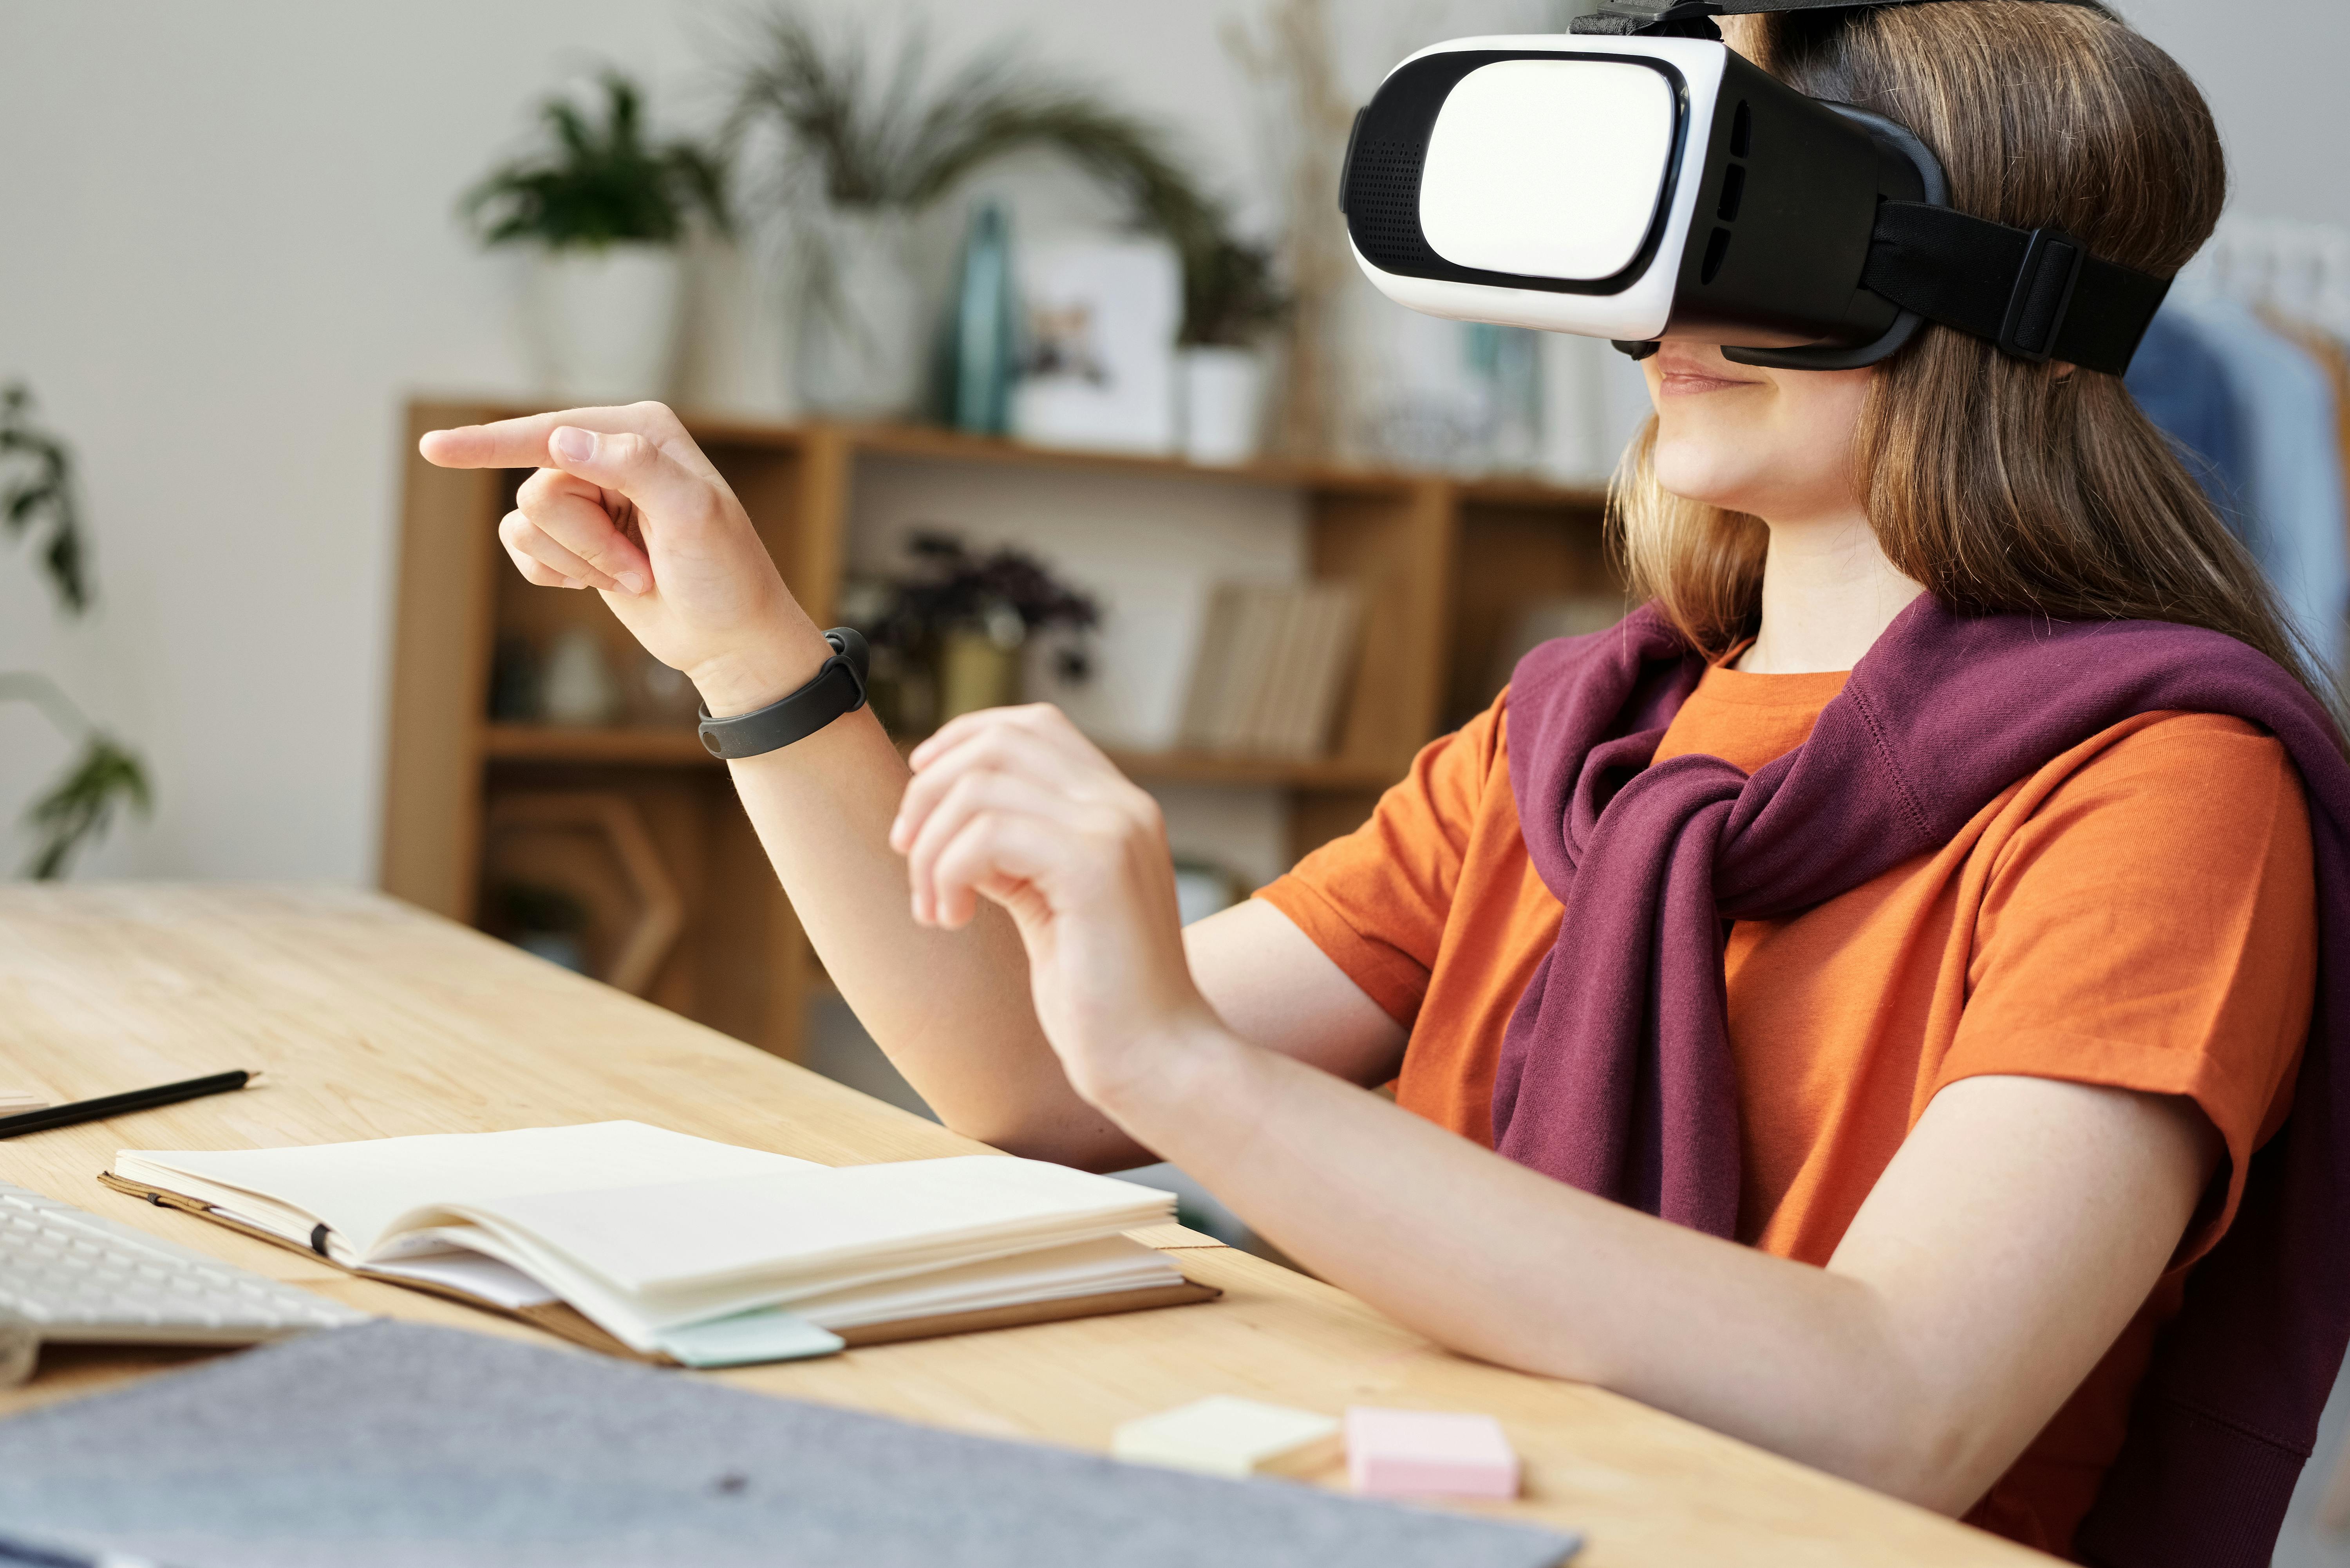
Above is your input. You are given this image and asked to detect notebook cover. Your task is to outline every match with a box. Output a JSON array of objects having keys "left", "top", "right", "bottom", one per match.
[
  {"left": 96, "top": 1173, "right": 1220, "bottom": 1363},
  {"left": 0, "top": 1320, "right": 1580, "bottom": 1568}
]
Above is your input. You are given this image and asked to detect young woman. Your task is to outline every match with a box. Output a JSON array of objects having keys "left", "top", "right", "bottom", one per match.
[{"left": 423, "top": 3, "right": 2341, "bottom": 1558}]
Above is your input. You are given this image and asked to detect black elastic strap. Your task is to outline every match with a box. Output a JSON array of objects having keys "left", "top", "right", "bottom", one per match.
[
  {"left": 1860, "top": 202, "right": 2169, "bottom": 374},
  {"left": 696, "top": 629, "right": 871, "bottom": 761},
  {"left": 1572, "top": 0, "right": 2115, "bottom": 34}
]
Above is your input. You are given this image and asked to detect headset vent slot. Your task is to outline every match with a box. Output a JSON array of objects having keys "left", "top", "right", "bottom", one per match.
[
  {"left": 1701, "top": 227, "right": 1734, "bottom": 285},
  {"left": 1730, "top": 101, "right": 1753, "bottom": 158},
  {"left": 1717, "top": 164, "right": 1746, "bottom": 223}
]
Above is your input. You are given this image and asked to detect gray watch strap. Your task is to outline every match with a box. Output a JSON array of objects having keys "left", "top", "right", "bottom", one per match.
[{"left": 696, "top": 628, "right": 871, "bottom": 760}]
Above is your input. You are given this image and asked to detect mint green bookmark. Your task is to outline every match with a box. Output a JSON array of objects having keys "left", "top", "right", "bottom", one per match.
[{"left": 653, "top": 1309, "right": 845, "bottom": 1367}]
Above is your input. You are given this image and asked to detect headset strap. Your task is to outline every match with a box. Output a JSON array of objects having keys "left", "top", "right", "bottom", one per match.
[
  {"left": 1862, "top": 202, "right": 2170, "bottom": 374},
  {"left": 1572, "top": 0, "right": 2115, "bottom": 36}
]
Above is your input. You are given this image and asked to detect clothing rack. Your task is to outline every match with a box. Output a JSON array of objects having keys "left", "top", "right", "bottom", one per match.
[
  {"left": 2177, "top": 216, "right": 2350, "bottom": 332},
  {"left": 2130, "top": 217, "right": 2350, "bottom": 676}
]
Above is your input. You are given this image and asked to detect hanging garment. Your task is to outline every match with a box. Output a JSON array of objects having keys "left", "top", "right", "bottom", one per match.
[
  {"left": 2125, "top": 308, "right": 2254, "bottom": 540},
  {"left": 1491, "top": 598, "right": 2350, "bottom": 1568},
  {"left": 2168, "top": 298, "right": 2350, "bottom": 671},
  {"left": 2264, "top": 313, "right": 2350, "bottom": 560}
]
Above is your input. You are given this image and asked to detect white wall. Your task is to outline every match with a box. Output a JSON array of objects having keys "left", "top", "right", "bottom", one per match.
[
  {"left": 0, "top": 0, "right": 1543, "bottom": 882},
  {"left": 0, "top": 0, "right": 2341, "bottom": 883},
  {"left": 2117, "top": 0, "right": 2348, "bottom": 230}
]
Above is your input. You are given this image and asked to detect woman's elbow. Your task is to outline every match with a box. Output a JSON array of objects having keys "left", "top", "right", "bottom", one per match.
[
  {"left": 933, "top": 1103, "right": 1147, "bottom": 1173},
  {"left": 1832, "top": 1398, "right": 2013, "bottom": 1517}
]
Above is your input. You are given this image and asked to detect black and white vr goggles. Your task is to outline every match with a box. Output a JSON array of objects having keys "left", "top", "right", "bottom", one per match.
[{"left": 1340, "top": 0, "right": 2169, "bottom": 373}]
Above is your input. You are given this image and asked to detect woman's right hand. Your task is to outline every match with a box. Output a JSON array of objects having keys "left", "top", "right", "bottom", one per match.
[{"left": 418, "top": 403, "right": 832, "bottom": 715}]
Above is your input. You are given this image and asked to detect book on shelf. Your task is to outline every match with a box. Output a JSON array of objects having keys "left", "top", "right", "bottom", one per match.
[
  {"left": 103, "top": 1122, "right": 1215, "bottom": 1368},
  {"left": 1178, "top": 582, "right": 1362, "bottom": 759}
]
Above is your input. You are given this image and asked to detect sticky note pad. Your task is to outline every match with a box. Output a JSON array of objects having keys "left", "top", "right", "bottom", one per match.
[
  {"left": 1111, "top": 1395, "right": 1342, "bottom": 1479},
  {"left": 1345, "top": 1406, "right": 1520, "bottom": 1499}
]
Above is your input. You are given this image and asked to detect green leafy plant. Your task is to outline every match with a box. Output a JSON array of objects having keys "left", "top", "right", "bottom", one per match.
[
  {"left": 0, "top": 383, "right": 153, "bottom": 879},
  {"left": 726, "top": 11, "right": 1267, "bottom": 345},
  {"left": 464, "top": 72, "right": 730, "bottom": 249},
  {"left": 2, "top": 383, "right": 91, "bottom": 612},
  {"left": 1183, "top": 236, "right": 1291, "bottom": 349}
]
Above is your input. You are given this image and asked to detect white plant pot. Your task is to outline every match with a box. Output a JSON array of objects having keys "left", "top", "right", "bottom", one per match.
[
  {"left": 794, "top": 208, "right": 927, "bottom": 421},
  {"left": 522, "top": 244, "right": 684, "bottom": 405},
  {"left": 1179, "top": 346, "right": 1268, "bottom": 466}
]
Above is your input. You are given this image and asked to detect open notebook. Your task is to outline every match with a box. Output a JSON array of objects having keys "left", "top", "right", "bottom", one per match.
[{"left": 101, "top": 1122, "right": 1217, "bottom": 1367}]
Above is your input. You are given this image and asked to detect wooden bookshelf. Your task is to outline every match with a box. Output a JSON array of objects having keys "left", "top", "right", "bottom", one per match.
[{"left": 380, "top": 401, "right": 1611, "bottom": 1061}]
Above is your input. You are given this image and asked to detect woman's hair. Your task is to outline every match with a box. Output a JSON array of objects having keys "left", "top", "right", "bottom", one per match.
[{"left": 1614, "top": 1, "right": 2330, "bottom": 707}]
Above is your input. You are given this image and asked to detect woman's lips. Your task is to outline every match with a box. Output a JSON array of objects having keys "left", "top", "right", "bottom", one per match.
[{"left": 1655, "top": 350, "right": 1766, "bottom": 396}]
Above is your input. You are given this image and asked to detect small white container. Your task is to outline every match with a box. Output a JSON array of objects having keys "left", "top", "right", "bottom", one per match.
[
  {"left": 522, "top": 243, "right": 684, "bottom": 405},
  {"left": 1179, "top": 346, "right": 1268, "bottom": 466},
  {"left": 793, "top": 207, "right": 928, "bottom": 421}
]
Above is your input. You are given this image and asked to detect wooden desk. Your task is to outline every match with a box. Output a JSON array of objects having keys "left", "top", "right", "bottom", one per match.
[{"left": 0, "top": 886, "right": 2040, "bottom": 1566}]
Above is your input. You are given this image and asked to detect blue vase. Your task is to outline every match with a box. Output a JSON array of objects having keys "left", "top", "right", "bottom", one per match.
[{"left": 941, "top": 203, "right": 1020, "bottom": 435}]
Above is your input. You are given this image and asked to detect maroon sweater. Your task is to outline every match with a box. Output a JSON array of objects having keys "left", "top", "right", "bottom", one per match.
[{"left": 1493, "top": 598, "right": 2350, "bottom": 1565}]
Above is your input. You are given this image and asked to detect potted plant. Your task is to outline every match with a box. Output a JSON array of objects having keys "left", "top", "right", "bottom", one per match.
[
  {"left": 1177, "top": 236, "right": 1290, "bottom": 464},
  {"left": 464, "top": 73, "right": 729, "bottom": 404},
  {"left": 1, "top": 385, "right": 152, "bottom": 878},
  {"left": 850, "top": 532, "right": 1100, "bottom": 732},
  {"left": 727, "top": 11, "right": 1226, "bottom": 422}
]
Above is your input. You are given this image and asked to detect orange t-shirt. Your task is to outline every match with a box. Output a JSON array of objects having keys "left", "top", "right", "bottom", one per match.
[{"left": 1258, "top": 663, "right": 2316, "bottom": 1558}]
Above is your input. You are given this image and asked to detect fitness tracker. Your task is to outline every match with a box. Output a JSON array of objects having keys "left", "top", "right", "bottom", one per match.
[{"left": 696, "top": 628, "right": 871, "bottom": 760}]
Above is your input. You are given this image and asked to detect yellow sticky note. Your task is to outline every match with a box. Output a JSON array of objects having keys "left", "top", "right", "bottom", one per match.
[{"left": 1111, "top": 1395, "right": 1342, "bottom": 1479}]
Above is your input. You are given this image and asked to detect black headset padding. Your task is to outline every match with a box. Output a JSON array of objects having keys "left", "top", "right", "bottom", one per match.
[{"left": 1718, "top": 104, "right": 1947, "bottom": 371}]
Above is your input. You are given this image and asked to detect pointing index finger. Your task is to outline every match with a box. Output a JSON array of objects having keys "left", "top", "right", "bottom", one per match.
[{"left": 417, "top": 406, "right": 645, "bottom": 470}]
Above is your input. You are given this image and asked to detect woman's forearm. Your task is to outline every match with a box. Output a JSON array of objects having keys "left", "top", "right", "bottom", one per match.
[
  {"left": 1101, "top": 1024, "right": 1977, "bottom": 1507},
  {"left": 884, "top": 705, "right": 2213, "bottom": 1518},
  {"left": 725, "top": 701, "right": 1150, "bottom": 1169}
]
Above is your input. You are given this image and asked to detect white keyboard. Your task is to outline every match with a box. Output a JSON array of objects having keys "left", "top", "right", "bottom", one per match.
[{"left": 0, "top": 1178, "right": 368, "bottom": 1384}]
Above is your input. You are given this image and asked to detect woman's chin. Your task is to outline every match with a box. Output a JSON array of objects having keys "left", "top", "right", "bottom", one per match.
[{"left": 1650, "top": 455, "right": 1757, "bottom": 515}]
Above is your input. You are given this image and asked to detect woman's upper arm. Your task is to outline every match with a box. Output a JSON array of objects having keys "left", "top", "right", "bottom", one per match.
[
  {"left": 1186, "top": 900, "right": 1408, "bottom": 1085},
  {"left": 1824, "top": 1073, "right": 2220, "bottom": 1512},
  {"left": 1186, "top": 703, "right": 1506, "bottom": 1087},
  {"left": 1827, "top": 717, "right": 2310, "bottom": 1508}
]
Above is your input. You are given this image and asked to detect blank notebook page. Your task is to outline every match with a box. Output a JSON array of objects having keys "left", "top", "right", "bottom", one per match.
[
  {"left": 113, "top": 1123, "right": 820, "bottom": 1258},
  {"left": 473, "top": 1155, "right": 1170, "bottom": 1295}
]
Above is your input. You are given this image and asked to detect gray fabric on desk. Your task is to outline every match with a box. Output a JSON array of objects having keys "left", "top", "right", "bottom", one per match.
[{"left": 0, "top": 1321, "right": 1579, "bottom": 1568}]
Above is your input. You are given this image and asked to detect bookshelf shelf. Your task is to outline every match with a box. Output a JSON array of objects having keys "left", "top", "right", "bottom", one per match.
[
  {"left": 484, "top": 723, "right": 1404, "bottom": 791},
  {"left": 483, "top": 723, "right": 715, "bottom": 766},
  {"left": 383, "top": 402, "right": 1612, "bottom": 1062}
]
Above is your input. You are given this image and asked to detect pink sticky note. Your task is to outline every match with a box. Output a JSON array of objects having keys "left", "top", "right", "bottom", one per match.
[{"left": 1345, "top": 1405, "right": 1520, "bottom": 1500}]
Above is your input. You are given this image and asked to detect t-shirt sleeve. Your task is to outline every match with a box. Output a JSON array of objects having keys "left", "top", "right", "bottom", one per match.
[
  {"left": 1936, "top": 712, "right": 2316, "bottom": 1263},
  {"left": 1253, "top": 699, "right": 1504, "bottom": 1029}
]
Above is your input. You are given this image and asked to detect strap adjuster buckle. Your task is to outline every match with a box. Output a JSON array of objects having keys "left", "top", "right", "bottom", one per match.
[{"left": 1998, "top": 227, "right": 2087, "bottom": 364}]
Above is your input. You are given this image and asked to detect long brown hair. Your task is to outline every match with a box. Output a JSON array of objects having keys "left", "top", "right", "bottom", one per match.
[{"left": 1614, "top": 1, "right": 2331, "bottom": 712}]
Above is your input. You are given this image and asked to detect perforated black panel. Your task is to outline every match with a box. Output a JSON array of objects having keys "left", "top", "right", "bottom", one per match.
[{"left": 1343, "top": 139, "right": 1440, "bottom": 271}]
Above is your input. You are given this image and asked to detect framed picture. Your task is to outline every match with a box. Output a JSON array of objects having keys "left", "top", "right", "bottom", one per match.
[{"left": 1010, "top": 237, "right": 1181, "bottom": 455}]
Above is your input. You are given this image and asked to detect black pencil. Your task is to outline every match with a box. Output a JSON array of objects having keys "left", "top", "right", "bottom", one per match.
[{"left": 0, "top": 1069, "right": 260, "bottom": 1140}]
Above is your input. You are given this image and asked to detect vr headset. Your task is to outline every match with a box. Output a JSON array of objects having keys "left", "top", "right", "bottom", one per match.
[{"left": 1340, "top": 0, "right": 2167, "bottom": 373}]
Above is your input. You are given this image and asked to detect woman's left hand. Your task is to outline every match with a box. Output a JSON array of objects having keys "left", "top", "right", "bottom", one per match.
[{"left": 888, "top": 705, "right": 1221, "bottom": 1109}]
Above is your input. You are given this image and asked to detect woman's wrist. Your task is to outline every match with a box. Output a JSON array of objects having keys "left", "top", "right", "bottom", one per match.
[
  {"left": 1078, "top": 1011, "right": 1259, "bottom": 1148},
  {"left": 688, "top": 620, "right": 837, "bottom": 718}
]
